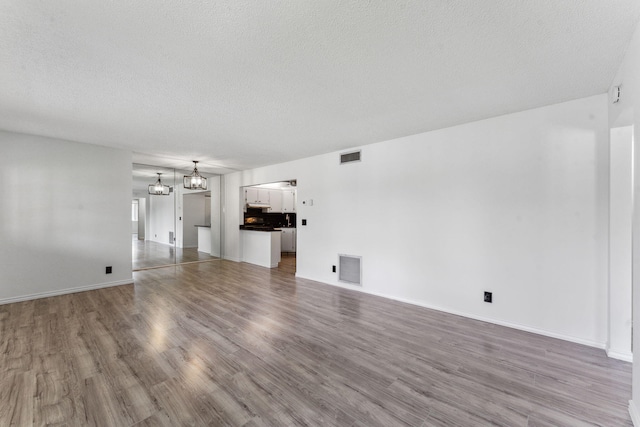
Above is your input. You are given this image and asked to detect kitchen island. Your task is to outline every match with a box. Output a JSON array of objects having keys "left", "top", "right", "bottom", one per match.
[
  {"left": 195, "top": 225, "right": 211, "bottom": 253},
  {"left": 240, "top": 228, "right": 281, "bottom": 268}
]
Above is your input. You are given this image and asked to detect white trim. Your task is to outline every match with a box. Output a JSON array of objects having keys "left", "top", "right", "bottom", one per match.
[
  {"left": 630, "top": 400, "right": 640, "bottom": 427},
  {"left": 607, "top": 348, "right": 633, "bottom": 362},
  {"left": 224, "top": 255, "right": 242, "bottom": 263},
  {"left": 0, "top": 279, "right": 133, "bottom": 305},
  {"left": 295, "top": 273, "right": 606, "bottom": 349}
]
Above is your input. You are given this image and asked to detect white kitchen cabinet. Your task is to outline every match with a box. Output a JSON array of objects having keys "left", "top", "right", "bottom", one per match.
[
  {"left": 245, "top": 187, "right": 269, "bottom": 204},
  {"left": 268, "top": 190, "right": 282, "bottom": 212},
  {"left": 245, "top": 187, "right": 257, "bottom": 203},
  {"left": 281, "top": 228, "right": 296, "bottom": 253},
  {"left": 282, "top": 190, "right": 296, "bottom": 212}
]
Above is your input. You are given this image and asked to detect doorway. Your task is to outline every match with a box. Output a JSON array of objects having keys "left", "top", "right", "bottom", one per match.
[{"left": 241, "top": 180, "right": 297, "bottom": 275}]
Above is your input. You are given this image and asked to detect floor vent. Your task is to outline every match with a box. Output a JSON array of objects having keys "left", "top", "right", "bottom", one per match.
[
  {"left": 340, "top": 150, "right": 361, "bottom": 164},
  {"left": 339, "top": 254, "right": 362, "bottom": 285}
]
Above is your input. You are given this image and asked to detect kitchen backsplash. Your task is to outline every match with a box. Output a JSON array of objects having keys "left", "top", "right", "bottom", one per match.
[{"left": 244, "top": 209, "right": 296, "bottom": 227}]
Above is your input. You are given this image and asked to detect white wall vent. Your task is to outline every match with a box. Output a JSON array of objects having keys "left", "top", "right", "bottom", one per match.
[
  {"left": 340, "top": 150, "right": 361, "bottom": 164},
  {"left": 339, "top": 254, "right": 362, "bottom": 285}
]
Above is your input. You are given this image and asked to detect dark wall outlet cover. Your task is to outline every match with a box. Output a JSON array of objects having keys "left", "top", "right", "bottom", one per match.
[
  {"left": 106, "top": 266, "right": 113, "bottom": 274},
  {"left": 332, "top": 265, "right": 336, "bottom": 273},
  {"left": 484, "top": 291, "right": 492, "bottom": 303},
  {"left": 302, "top": 219, "right": 307, "bottom": 226}
]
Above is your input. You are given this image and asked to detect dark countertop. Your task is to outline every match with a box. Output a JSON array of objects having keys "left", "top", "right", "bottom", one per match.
[{"left": 240, "top": 225, "right": 285, "bottom": 231}]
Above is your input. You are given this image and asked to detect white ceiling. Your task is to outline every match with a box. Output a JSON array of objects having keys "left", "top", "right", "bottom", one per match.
[
  {"left": 132, "top": 162, "right": 221, "bottom": 193},
  {"left": 1, "top": 1, "right": 639, "bottom": 174},
  {"left": 132, "top": 163, "right": 181, "bottom": 194}
]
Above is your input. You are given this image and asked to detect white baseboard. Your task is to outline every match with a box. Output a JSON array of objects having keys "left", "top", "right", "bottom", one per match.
[
  {"left": 607, "top": 348, "right": 633, "bottom": 362},
  {"left": 224, "top": 256, "right": 241, "bottom": 263},
  {"left": 0, "top": 279, "right": 133, "bottom": 305},
  {"left": 294, "top": 273, "right": 605, "bottom": 350},
  {"left": 630, "top": 400, "right": 640, "bottom": 426}
]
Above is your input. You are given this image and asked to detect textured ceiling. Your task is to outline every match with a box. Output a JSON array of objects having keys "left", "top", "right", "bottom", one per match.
[{"left": 1, "top": 1, "right": 639, "bottom": 173}]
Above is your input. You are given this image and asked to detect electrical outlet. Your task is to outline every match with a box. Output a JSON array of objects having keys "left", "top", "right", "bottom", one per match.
[
  {"left": 484, "top": 291, "right": 492, "bottom": 303},
  {"left": 106, "top": 266, "right": 113, "bottom": 274},
  {"left": 332, "top": 265, "right": 336, "bottom": 273},
  {"left": 302, "top": 219, "right": 307, "bottom": 226}
]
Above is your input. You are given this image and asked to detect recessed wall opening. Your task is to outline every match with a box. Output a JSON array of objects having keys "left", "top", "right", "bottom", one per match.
[{"left": 239, "top": 180, "right": 298, "bottom": 275}]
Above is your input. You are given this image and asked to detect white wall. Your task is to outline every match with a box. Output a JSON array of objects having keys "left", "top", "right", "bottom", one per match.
[
  {"left": 210, "top": 176, "right": 222, "bottom": 257},
  {"left": 131, "top": 199, "right": 139, "bottom": 234},
  {"left": 143, "top": 174, "right": 220, "bottom": 255},
  {"left": 0, "top": 130, "right": 132, "bottom": 303},
  {"left": 149, "top": 192, "right": 175, "bottom": 245},
  {"left": 609, "top": 126, "right": 633, "bottom": 362},
  {"left": 182, "top": 193, "right": 206, "bottom": 248},
  {"left": 223, "top": 94, "right": 609, "bottom": 347},
  {"left": 137, "top": 197, "right": 146, "bottom": 239},
  {"left": 609, "top": 19, "right": 640, "bottom": 426},
  {"left": 205, "top": 195, "right": 211, "bottom": 226}
]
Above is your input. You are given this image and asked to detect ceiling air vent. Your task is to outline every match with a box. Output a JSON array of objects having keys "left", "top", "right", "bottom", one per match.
[
  {"left": 339, "top": 254, "right": 362, "bottom": 286},
  {"left": 340, "top": 150, "right": 361, "bottom": 164}
]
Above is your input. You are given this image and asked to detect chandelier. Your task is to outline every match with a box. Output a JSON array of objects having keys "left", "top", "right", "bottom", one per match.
[
  {"left": 183, "top": 161, "right": 208, "bottom": 190},
  {"left": 148, "top": 173, "right": 170, "bottom": 195}
]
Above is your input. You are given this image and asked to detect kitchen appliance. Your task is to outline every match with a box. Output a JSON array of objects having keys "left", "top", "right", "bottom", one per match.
[
  {"left": 244, "top": 216, "right": 265, "bottom": 225},
  {"left": 242, "top": 216, "right": 276, "bottom": 230},
  {"left": 246, "top": 203, "right": 271, "bottom": 209}
]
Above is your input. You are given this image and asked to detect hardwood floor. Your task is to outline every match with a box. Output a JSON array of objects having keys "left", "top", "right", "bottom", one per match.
[
  {"left": 132, "top": 235, "right": 219, "bottom": 270},
  {"left": 277, "top": 253, "right": 296, "bottom": 275},
  {"left": 0, "top": 260, "right": 632, "bottom": 426}
]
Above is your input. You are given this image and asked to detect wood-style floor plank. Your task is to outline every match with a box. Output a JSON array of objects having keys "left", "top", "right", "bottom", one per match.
[
  {"left": 0, "top": 258, "right": 632, "bottom": 426},
  {"left": 132, "top": 235, "right": 219, "bottom": 271}
]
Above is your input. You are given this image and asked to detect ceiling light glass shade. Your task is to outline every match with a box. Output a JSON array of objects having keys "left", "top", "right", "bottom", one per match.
[
  {"left": 148, "top": 173, "right": 171, "bottom": 195},
  {"left": 183, "top": 161, "right": 208, "bottom": 190}
]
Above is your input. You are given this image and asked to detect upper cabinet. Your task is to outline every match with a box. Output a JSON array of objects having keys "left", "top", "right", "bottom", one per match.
[
  {"left": 282, "top": 190, "right": 296, "bottom": 212},
  {"left": 245, "top": 187, "right": 269, "bottom": 204},
  {"left": 268, "top": 190, "right": 283, "bottom": 212},
  {"left": 245, "top": 186, "right": 296, "bottom": 213}
]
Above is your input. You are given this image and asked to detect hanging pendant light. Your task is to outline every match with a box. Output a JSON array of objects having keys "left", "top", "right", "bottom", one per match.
[
  {"left": 148, "top": 173, "right": 171, "bottom": 195},
  {"left": 183, "top": 161, "right": 208, "bottom": 190}
]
